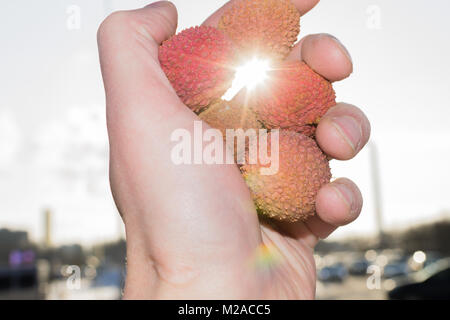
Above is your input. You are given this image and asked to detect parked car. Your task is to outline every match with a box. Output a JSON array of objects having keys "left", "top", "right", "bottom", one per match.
[
  {"left": 388, "top": 258, "right": 450, "bottom": 299},
  {"left": 349, "top": 259, "right": 370, "bottom": 276},
  {"left": 383, "top": 260, "right": 409, "bottom": 278},
  {"left": 318, "top": 263, "right": 347, "bottom": 282}
]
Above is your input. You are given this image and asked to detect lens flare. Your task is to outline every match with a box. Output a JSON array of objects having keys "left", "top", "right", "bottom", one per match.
[
  {"left": 222, "top": 58, "right": 271, "bottom": 100},
  {"left": 251, "top": 243, "right": 282, "bottom": 271}
]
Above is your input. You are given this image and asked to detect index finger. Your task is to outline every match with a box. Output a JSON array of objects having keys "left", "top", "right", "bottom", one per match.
[{"left": 202, "top": 0, "right": 320, "bottom": 27}]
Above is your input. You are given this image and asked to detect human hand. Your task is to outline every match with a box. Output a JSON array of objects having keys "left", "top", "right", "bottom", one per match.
[{"left": 97, "top": 0, "right": 371, "bottom": 299}]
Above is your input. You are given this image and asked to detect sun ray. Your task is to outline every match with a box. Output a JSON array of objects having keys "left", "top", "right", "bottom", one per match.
[{"left": 222, "top": 58, "right": 272, "bottom": 101}]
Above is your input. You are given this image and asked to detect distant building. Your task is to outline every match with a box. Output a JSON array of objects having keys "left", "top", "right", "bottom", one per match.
[
  {"left": 43, "top": 208, "right": 52, "bottom": 248},
  {"left": 0, "top": 229, "right": 30, "bottom": 266}
]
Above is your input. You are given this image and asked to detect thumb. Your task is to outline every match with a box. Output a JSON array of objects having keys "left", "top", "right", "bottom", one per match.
[{"left": 97, "top": 1, "right": 184, "bottom": 123}]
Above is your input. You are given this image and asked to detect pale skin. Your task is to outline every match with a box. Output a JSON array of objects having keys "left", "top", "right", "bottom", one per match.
[{"left": 97, "top": 0, "right": 371, "bottom": 299}]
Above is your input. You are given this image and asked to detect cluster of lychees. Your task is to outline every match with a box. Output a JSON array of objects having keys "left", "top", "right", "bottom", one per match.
[{"left": 158, "top": 0, "right": 334, "bottom": 222}]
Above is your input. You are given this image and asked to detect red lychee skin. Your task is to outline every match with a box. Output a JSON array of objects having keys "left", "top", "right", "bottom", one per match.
[
  {"left": 247, "top": 61, "right": 336, "bottom": 136},
  {"left": 159, "top": 26, "right": 236, "bottom": 112},
  {"left": 199, "top": 99, "right": 262, "bottom": 137},
  {"left": 199, "top": 99, "right": 262, "bottom": 163},
  {"left": 219, "top": 0, "right": 300, "bottom": 61},
  {"left": 241, "top": 130, "right": 331, "bottom": 222}
]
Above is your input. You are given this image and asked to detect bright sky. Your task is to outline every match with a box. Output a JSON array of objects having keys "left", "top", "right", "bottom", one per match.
[{"left": 1, "top": 0, "right": 450, "bottom": 245}]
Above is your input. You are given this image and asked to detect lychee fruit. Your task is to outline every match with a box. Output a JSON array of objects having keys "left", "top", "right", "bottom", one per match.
[
  {"left": 199, "top": 99, "right": 262, "bottom": 137},
  {"left": 241, "top": 130, "right": 331, "bottom": 222},
  {"left": 199, "top": 99, "right": 262, "bottom": 162},
  {"left": 246, "top": 61, "right": 336, "bottom": 136},
  {"left": 219, "top": 0, "right": 300, "bottom": 61},
  {"left": 159, "top": 26, "right": 236, "bottom": 111}
]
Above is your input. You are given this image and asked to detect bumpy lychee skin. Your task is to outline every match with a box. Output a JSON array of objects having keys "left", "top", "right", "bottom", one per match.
[
  {"left": 159, "top": 26, "right": 236, "bottom": 111},
  {"left": 199, "top": 99, "right": 262, "bottom": 136},
  {"left": 219, "top": 0, "right": 300, "bottom": 61},
  {"left": 199, "top": 99, "right": 262, "bottom": 162},
  {"left": 241, "top": 130, "right": 331, "bottom": 222},
  {"left": 248, "top": 61, "right": 336, "bottom": 136}
]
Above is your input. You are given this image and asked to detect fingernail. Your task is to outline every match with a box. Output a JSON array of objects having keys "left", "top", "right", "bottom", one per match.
[
  {"left": 328, "top": 34, "right": 353, "bottom": 64},
  {"left": 331, "top": 115, "right": 362, "bottom": 152},
  {"left": 332, "top": 183, "right": 355, "bottom": 217}
]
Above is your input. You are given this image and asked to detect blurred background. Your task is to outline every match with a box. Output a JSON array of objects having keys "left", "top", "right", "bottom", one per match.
[{"left": 1, "top": 0, "right": 450, "bottom": 300}]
